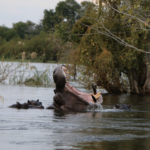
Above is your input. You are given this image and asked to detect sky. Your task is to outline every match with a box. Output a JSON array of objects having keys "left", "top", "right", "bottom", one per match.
[{"left": 0, "top": 0, "right": 86, "bottom": 28}]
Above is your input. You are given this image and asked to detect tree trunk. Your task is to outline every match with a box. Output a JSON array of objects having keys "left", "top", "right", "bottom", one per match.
[
  {"left": 127, "top": 56, "right": 150, "bottom": 95},
  {"left": 96, "top": 69, "right": 127, "bottom": 94},
  {"left": 96, "top": 55, "right": 150, "bottom": 95}
]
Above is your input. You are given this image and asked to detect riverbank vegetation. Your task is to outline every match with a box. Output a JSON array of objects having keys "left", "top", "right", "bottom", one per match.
[
  {"left": 0, "top": 0, "right": 150, "bottom": 94},
  {"left": 66, "top": 0, "right": 150, "bottom": 95},
  {"left": 10, "top": 65, "right": 52, "bottom": 87},
  {"left": 0, "top": 30, "right": 68, "bottom": 63}
]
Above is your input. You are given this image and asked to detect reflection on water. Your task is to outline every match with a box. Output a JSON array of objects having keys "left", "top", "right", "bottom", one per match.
[{"left": 0, "top": 62, "right": 150, "bottom": 150}]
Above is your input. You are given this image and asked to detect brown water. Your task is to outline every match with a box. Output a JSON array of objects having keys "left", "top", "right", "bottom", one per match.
[{"left": 0, "top": 62, "right": 150, "bottom": 150}]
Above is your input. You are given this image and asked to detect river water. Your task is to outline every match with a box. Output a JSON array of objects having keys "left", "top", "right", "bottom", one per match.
[{"left": 0, "top": 62, "right": 150, "bottom": 150}]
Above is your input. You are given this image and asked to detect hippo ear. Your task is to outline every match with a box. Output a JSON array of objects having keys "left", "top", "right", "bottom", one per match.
[
  {"left": 16, "top": 102, "right": 20, "bottom": 105},
  {"left": 28, "top": 100, "right": 31, "bottom": 105},
  {"left": 37, "top": 99, "right": 39, "bottom": 102},
  {"left": 127, "top": 105, "right": 132, "bottom": 108},
  {"left": 16, "top": 102, "right": 21, "bottom": 109}
]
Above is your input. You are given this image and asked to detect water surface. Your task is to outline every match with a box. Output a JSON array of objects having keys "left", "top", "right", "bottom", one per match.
[{"left": 0, "top": 62, "right": 150, "bottom": 150}]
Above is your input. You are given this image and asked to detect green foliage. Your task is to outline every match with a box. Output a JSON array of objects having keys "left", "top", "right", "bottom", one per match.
[
  {"left": 0, "top": 0, "right": 91, "bottom": 63},
  {"left": 42, "top": 0, "right": 81, "bottom": 32},
  {"left": 10, "top": 65, "right": 52, "bottom": 87},
  {"left": 24, "top": 67, "right": 51, "bottom": 86},
  {"left": 71, "top": 16, "right": 94, "bottom": 43},
  {"left": 13, "top": 22, "right": 28, "bottom": 39},
  {"left": 42, "top": 9, "right": 61, "bottom": 31},
  {"left": 0, "top": 31, "right": 68, "bottom": 62},
  {"left": 0, "top": 26, "right": 18, "bottom": 41},
  {"left": 13, "top": 21, "right": 44, "bottom": 39},
  {"left": 67, "top": 0, "right": 150, "bottom": 93},
  {"left": 77, "top": 1, "right": 96, "bottom": 19},
  {"left": 55, "top": 21, "right": 73, "bottom": 43},
  {"left": 0, "top": 21, "right": 44, "bottom": 42},
  {"left": 0, "top": 36, "right": 6, "bottom": 46},
  {"left": 55, "top": 0, "right": 81, "bottom": 21}
]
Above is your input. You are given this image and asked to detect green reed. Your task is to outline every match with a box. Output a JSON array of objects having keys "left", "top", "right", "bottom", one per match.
[{"left": 10, "top": 64, "right": 52, "bottom": 87}]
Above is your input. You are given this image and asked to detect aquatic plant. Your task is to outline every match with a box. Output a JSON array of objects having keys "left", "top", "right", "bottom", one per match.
[
  {"left": 0, "top": 61, "right": 20, "bottom": 83},
  {"left": 24, "top": 66, "right": 52, "bottom": 86},
  {"left": 10, "top": 64, "right": 52, "bottom": 87}
]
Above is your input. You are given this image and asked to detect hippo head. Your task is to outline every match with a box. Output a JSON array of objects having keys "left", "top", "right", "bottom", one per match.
[
  {"left": 9, "top": 100, "right": 44, "bottom": 109},
  {"left": 53, "top": 65, "right": 67, "bottom": 91},
  {"left": 114, "top": 104, "right": 132, "bottom": 110},
  {"left": 28, "top": 99, "right": 42, "bottom": 106},
  {"left": 49, "top": 65, "right": 103, "bottom": 111}
]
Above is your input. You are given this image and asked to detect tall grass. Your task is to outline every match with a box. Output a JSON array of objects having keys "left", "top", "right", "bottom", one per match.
[
  {"left": 0, "top": 61, "right": 20, "bottom": 83},
  {"left": 24, "top": 66, "right": 52, "bottom": 86},
  {"left": 0, "top": 61, "right": 23, "bottom": 103},
  {"left": 10, "top": 65, "right": 52, "bottom": 87}
]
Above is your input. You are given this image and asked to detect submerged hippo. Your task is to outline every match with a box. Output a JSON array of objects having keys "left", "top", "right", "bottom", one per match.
[
  {"left": 9, "top": 102, "right": 29, "bottom": 109},
  {"left": 9, "top": 99, "right": 44, "bottom": 109},
  {"left": 47, "top": 65, "right": 103, "bottom": 111},
  {"left": 27, "top": 99, "right": 42, "bottom": 106},
  {"left": 114, "top": 104, "right": 131, "bottom": 110}
]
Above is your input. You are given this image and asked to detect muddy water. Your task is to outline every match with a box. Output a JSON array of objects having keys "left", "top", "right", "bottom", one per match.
[{"left": 0, "top": 62, "right": 150, "bottom": 150}]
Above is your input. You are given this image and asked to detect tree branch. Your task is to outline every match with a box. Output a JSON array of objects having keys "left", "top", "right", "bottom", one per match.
[
  {"left": 101, "top": 0, "right": 150, "bottom": 28},
  {"left": 80, "top": 18, "right": 150, "bottom": 53}
]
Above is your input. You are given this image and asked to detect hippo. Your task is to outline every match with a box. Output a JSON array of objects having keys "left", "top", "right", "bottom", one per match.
[
  {"left": 114, "top": 104, "right": 131, "bottom": 110},
  {"left": 47, "top": 65, "right": 103, "bottom": 111},
  {"left": 9, "top": 99, "right": 44, "bottom": 109},
  {"left": 27, "top": 99, "right": 42, "bottom": 106},
  {"left": 9, "top": 102, "right": 29, "bottom": 109},
  {"left": 28, "top": 105, "right": 44, "bottom": 109}
]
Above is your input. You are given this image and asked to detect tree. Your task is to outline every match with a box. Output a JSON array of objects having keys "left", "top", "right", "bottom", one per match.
[
  {"left": 55, "top": 1, "right": 95, "bottom": 43},
  {"left": 77, "top": 1, "right": 96, "bottom": 19},
  {"left": 42, "top": 9, "right": 61, "bottom": 31},
  {"left": 70, "top": 0, "right": 150, "bottom": 95},
  {"left": 13, "top": 21, "right": 43, "bottom": 39},
  {"left": 0, "top": 26, "right": 17, "bottom": 41},
  {"left": 13, "top": 22, "right": 28, "bottom": 39},
  {"left": 55, "top": 0, "right": 81, "bottom": 24},
  {"left": 33, "top": 23, "right": 44, "bottom": 35}
]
